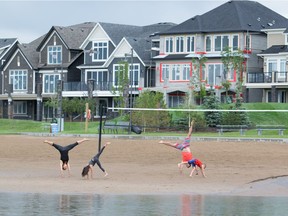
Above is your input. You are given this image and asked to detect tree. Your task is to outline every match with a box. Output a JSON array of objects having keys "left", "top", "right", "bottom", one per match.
[
  {"left": 221, "top": 47, "right": 245, "bottom": 106},
  {"left": 188, "top": 55, "right": 207, "bottom": 105},
  {"left": 221, "top": 80, "right": 232, "bottom": 103},
  {"left": 202, "top": 90, "right": 222, "bottom": 127},
  {"left": 44, "top": 96, "right": 58, "bottom": 118},
  {"left": 132, "top": 90, "right": 171, "bottom": 132}
]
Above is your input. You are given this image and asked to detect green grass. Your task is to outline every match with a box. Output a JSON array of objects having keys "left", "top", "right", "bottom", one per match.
[{"left": 1, "top": 103, "right": 288, "bottom": 138}]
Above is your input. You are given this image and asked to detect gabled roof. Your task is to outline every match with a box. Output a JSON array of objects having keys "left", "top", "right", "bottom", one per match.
[
  {"left": 259, "top": 45, "right": 288, "bottom": 55},
  {"left": 36, "top": 22, "right": 96, "bottom": 51},
  {"left": 159, "top": 0, "right": 288, "bottom": 35},
  {"left": 0, "top": 38, "right": 18, "bottom": 60},
  {"left": 19, "top": 35, "right": 46, "bottom": 69}
]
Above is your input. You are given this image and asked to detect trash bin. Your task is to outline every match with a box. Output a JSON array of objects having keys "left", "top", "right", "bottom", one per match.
[{"left": 50, "top": 123, "right": 58, "bottom": 134}]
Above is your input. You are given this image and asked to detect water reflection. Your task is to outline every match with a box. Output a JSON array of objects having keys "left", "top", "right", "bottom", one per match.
[{"left": 0, "top": 193, "right": 288, "bottom": 216}]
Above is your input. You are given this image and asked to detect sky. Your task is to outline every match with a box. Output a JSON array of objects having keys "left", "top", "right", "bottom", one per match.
[{"left": 1, "top": 0, "right": 288, "bottom": 43}]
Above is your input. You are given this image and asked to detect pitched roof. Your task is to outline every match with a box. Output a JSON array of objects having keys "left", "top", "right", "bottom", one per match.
[
  {"left": 0, "top": 38, "right": 18, "bottom": 60},
  {"left": 159, "top": 0, "right": 288, "bottom": 35},
  {"left": 259, "top": 45, "right": 288, "bottom": 55},
  {"left": 37, "top": 22, "right": 96, "bottom": 51},
  {"left": 19, "top": 35, "right": 46, "bottom": 69}
]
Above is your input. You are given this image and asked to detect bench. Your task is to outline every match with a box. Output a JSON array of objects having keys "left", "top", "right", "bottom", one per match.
[
  {"left": 216, "top": 125, "right": 248, "bottom": 136},
  {"left": 256, "top": 125, "right": 285, "bottom": 136},
  {"left": 103, "top": 121, "right": 130, "bottom": 134}
]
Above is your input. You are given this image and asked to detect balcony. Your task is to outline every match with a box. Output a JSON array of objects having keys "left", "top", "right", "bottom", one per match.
[{"left": 247, "top": 72, "right": 288, "bottom": 84}]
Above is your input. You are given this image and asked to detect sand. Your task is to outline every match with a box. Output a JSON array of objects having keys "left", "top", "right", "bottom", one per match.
[{"left": 0, "top": 135, "right": 287, "bottom": 196}]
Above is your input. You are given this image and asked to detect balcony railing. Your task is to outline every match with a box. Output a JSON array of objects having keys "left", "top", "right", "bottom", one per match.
[
  {"left": 63, "top": 81, "right": 139, "bottom": 92},
  {"left": 247, "top": 72, "right": 288, "bottom": 83}
]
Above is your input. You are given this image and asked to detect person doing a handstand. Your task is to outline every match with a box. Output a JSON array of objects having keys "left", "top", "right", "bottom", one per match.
[
  {"left": 159, "top": 120, "right": 195, "bottom": 170},
  {"left": 44, "top": 138, "right": 89, "bottom": 177},
  {"left": 81, "top": 141, "right": 110, "bottom": 179}
]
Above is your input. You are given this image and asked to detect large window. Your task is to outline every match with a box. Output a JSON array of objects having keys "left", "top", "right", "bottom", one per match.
[
  {"left": 113, "top": 63, "right": 140, "bottom": 87},
  {"left": 9, "top": 70, "right": 27, "bottom": 91},
  {"left": 92, "top": 41, "right": 108, "bottom": 61},
  {"left": 268, "top": 59, "right": 287, "bottom": 80},
  {"left": 207, "top": 64, "right": 223, "bottom": 86},
  {"left": 214, "top": 35, "right": 229, "bottom": 52},
  {"left": 176, "top": 36, "right": 184, "bottom": 53},
  {"left": 161, "top": 63, "right": 191, "bottom": 81},
  {"left": 48, "top": 46, "right": 62, "bottom": 64},
  {"left": 206, "top": 34, "right": 238, "bottom": 52},
  {"left": 165, "top": 37, "right": 174, "bottom": 53},
  {"left": 87, "top": 70, "right": 108, "bottom": 83},
  {"left": 13, "top": 101, "right": 27, "bottom": 115},
  {"left": 43, "top": 74, "right": 60, "bottom": 93},
  {"left": 186, "top": 36, "right": 195, "bottom": 52}
]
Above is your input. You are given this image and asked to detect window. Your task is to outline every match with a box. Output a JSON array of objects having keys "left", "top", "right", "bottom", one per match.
[
  {"left": 9, "top": 70, "right": 27, "bottom": 91},
  {"left": 232, "top": 35, "right": 239, "bottom": 51},
  {"left": 113, "top": 63, "right": 140, "bottom": 87},
  {"left": 87, "top": 70, "right": 108, "bottom": 90},
  {"left": 279, "top": 59, "right": 286, "bottom": 78},
  {"left": 176, "top": 36, "right": 184, "bottom": 53},
  {"left": 205, "top": 36, "right": 211, "bottom": 52},
  {"left": 13, "top": 101, "right": 27, "bottom": 114},
  {"left": 186, "top": 36, "right": 195, "bottom": 52},
  {"left": 245, "top": 33, "right": 251, "bottom": 51},
  {"left": 161, "top": 63, "right": 191, "bottom": 81},
  {"left": 129, "top": 64, "right": 140, "bottom": 87},
  {"left": 48, "top": 46, "right": 62, "bottom": 64},
  {"left": 43, "top": 74, "right": 60, "bottom": 93},
  {"left": 92, "top": 41, "right": 108, "bottom": 61},
  {"left": 207, "top": 64, "right": 223, "bottom": 86},
  {"left": 165, "top": 37, "right": 174, "bottom": 53},
  {"left": 214, "top": 35, "right": 230, "bottom": 52}
]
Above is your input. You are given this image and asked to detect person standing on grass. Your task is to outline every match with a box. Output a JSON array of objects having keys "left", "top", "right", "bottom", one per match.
[
  {"left": 81, "top": 141, "right": 110, "bottom": 179},
  {"left": 44, "top": 138, "right": 90, "bottom": 177}
]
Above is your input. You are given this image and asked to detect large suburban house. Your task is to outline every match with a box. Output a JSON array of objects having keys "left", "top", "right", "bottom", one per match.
[{"left": 152, "top": 0, "right": 288, "bottom": 106}]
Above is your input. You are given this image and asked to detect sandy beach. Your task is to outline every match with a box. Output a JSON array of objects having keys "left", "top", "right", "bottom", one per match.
[{"left": 0, "top": 135, "right": 287, "bottom": 196}]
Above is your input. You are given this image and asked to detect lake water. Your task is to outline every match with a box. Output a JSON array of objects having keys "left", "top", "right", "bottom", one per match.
[{"left": 1, "top": 193, "right": 288, "bottom": 216}]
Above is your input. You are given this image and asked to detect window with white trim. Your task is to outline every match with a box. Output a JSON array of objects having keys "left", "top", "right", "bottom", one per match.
[
  {"left": 214, "top": 35, "right": 229, "bottom": 52},
  {"left": 43, "top": 74, "right": 60, "bottom": 93},
  {"left": 13, "top": 101, "right": 27, "bottom": 114},
  {"left": 165, "top": 37, "right": 174, "bottom": 53},
  {"left": 113, "top": 63, "right": 140, "bottom": 87},
  {"left": 48, "top": 46, "right": 62, "bottom": 64},
  {"left": 161, "top": 63, "right": 191, "bottom": 81},
  {"left": 176, "top": 36, "right": 184, "bottom": 53},
  {"left": 207, "top": 64, "right": 223, "bottom": 86},
  {"left": 205, "top": 36, "right": 211, "bottom": 52},
  {"left": 87, "top": 70, "right": 108, "bottom": 83},
  {"left": 92, "top": 41, "right": 108, "bottom": 61},
  {"left": 9, "top": 70, "right": 27, "bottom": 91},
  {"left": 232, "top": 35, "right": 239, "bottom": 51},
  {"left": 186, "top": 36, "right": 195, "bottom": 52}
]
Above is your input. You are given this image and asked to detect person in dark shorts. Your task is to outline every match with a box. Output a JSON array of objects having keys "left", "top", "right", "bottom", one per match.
[
  {"left": 178, "top": 158, "right": 206, "bottom": 178},
  {"left": 44, "top": 138, "right": 89, "bottom": 177},
  {"left": 81, "top": 141, "right": 110, "bottom": 179}
]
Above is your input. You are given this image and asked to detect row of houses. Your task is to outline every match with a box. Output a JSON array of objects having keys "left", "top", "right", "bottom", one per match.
[{"left": 1, "top": 0, "right": 288, "bottom": 122}]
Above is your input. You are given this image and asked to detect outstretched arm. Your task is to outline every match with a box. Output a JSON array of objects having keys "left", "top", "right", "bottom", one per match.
[
  {"left": 200, "top": 165, "right": 206, "bottom": 178},
  {"left": 189, "top": 167, "right": 196, "bottom": 177},
  {"left": 44, "top": 140, "right": 54, "bottom": 146},
  {"left": 59, "top": 161, "right": 64, "bottom": 177},
  {"left": 76, "top": 138, "right": 90, "bottom": 144},
  {"left": 187, "top": 120, "right": 195, "bottom": 137}
]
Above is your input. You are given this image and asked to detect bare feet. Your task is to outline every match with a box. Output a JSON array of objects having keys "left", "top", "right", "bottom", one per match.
[
  {"left": 159, "top": 140, "right": 164, "bottom": 144},
  {"left": 104, "top": 172, "right": 108, "bottom": 177}
]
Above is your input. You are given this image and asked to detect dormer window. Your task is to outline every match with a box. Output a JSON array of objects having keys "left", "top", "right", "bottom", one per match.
[
  {"left": 92, "top": 41, "right": 108, "bottom": 61},
  {"left": 48, "top": 46, "right": 62, "bottom": 64}
]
